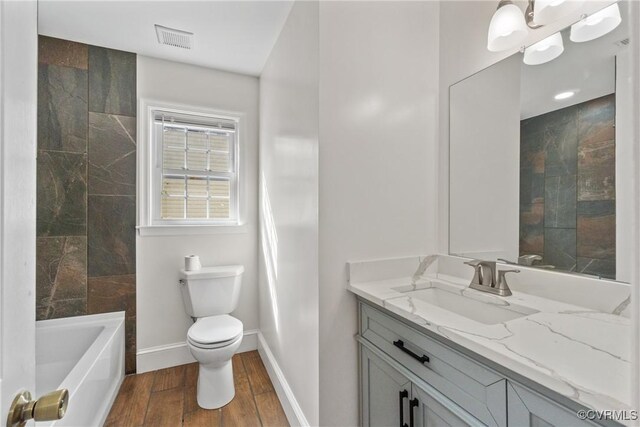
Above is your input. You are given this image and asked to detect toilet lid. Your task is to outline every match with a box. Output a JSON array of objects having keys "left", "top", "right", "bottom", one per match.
[{"left": 188, "top": 315, "right": 243, "bottom": 345}]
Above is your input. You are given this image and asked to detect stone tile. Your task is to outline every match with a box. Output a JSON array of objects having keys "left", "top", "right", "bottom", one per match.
[
  {"left": 88, "top": 195, "right": 136, "bottom": 276},
  {"left": 36, "top": 236, "right": 87, "bottom": 320},
  {"left": 38, "top": 36, "right": 88, "bottom": 69},
  {"left": 543, "top": 228, "right": 577, "bottom": 272},
  {"left": 520, "top": 168, "right": 544, "bottom": 206},
  {"left": 87, "top": 275, "right": 136, "bottom": 372},
  {"left": 37, "top": 151, "right": 87, "bottom": 236},
  {"left": 544, "top": 121, "right": 578, "bottom": 177},
  {"left": 578, "top": 94, "right": 615, "bottom": 145},
  {"left": 520, "top": 131, "right": 545, "bottom": 174},
  {"left": 38, "top": 298, "right": 87, "bottom": 320},
  {"left": 577, "top": 257, "right": 616, "bottom": 280},
  {"left": 544, "top": 175, "right": 576, "bottom": 228},
  {"left": 88, "top": 113, "right": 136, "bottom": 195},
  {"left": 88, "top": 46, "right": 136, "bottom": 116},
  {"left": 38, "top": 64, "right": 88, "bottom": 153},
  {"left": 126, "top": 317, "right": 136, "bottom": 374},
  {"left": 87, "top": 274, "right": 136, "bottom": 317},
  {"left": 577, "top": 201, "right": 615, "bottom": 260},
  {"left": 577, "top": 137, "right": 615, "bottom": 202},
  {"left": 519, "top": 204, "right": 544, "bottom": 255}
]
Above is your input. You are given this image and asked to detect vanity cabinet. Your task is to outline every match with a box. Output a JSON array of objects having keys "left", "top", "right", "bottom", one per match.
[
  {"left": 358, "top": 301, "right": 613, "bottom": 427},
  {"left": 360, "top": 303, "right": 507, "bottom": 427},
  {"left": 361, "top": 345, "right": 473, "bottom": 427},
  {"left": 507, "top": 382, "right": 598, "bottom": 427}
]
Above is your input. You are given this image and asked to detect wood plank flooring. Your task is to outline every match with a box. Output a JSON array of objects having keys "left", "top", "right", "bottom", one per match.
[{"left": 105, "top": 351, "right": 289, "bottom": 427}]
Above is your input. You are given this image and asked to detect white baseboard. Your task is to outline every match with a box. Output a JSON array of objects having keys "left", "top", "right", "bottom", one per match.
[
  {"left": 257, "top": 332, "right": 309, "bottom": 427},
  {"left": 136, "top": 329, "right": 259, "bottom": 373}
]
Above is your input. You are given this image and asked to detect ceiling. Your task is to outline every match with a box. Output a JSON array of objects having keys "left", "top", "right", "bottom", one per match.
[
  {"left": 520, "top": 2, "right": 629, "bottom": 119},
  {"left": 37, "top": 0, "right": 294, "bottom": 76}
]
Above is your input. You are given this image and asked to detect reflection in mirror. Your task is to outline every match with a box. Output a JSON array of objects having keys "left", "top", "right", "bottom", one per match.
[{"left": 449, "top": 1, "right": 630, "bottom": 282}]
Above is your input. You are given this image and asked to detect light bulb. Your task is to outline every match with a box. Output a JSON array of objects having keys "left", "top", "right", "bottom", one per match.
[
  {"left": 524, "top": 32, "right": 564, "bottom": 65},
  {"left": 487, "top": 1, "right": 529, "bottom": 52},
  {"left": 570, "top": 3, "right": 622, "bottom": 43}
]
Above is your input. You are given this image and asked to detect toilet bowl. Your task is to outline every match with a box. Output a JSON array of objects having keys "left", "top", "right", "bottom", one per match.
[
  {"left": 186, "top": 314, "right": 244, "bottom": 409},
  {"left": 179, "top": 265, "right": 244, "bottom": 409}
]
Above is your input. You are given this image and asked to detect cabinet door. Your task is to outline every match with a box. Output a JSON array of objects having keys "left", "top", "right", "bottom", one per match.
[
  {"left": 508, "top": 383, "right": 598, "bottom": 427},
  {"left": 411, "top": 384, "right": 474, "bottom": 427},
  {"left": 361, "top": 346, "right": 412, "bottom": 427}
]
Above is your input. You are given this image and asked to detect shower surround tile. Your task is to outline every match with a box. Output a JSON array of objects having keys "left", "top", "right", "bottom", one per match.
[
  {"left": 544, "top": 175, "right": 576, "bottom": 229},
  {"left": 87, "top": 195, "right": 136, "bottom": 277},
  {"left": 39, "top": 36, "right": 88, "bottom": 69},
  {"left": 544, "top": 228, "right": 577, "bottom": 272},
  {"left": 37, "top": 151, "right": 87, "bottom": 236},
  {"left": 577, "top": 201, "right": 616, "bottom": 260},
  {"left": 544, "top": 122, "right": 578, "bottom": 177},
  {"left": 88, "top": 47, "right": 136, "bottom": 116},
  {"left": 577, "top": 258, "right": 616, "bottom": 280},
  {"left": 37, "top": 36, "right": 138, "bottom": 371},
  {"left": 89, "top": 113, "right": 136, "bottom": 195},
  {"left": 38, "top": 64, "right": 88, "bottom": 153},
  {"left": 578, "top": 94, "right": 615, "bottom": 145},
  {"left": 578, "top": 139, "right": 615, "bottom": 202},
  {"left": 519, "top": 203, "right": 544, "bottom": 255},
  {"left": 36, "top": 236, "right": 87, "bottom": 320},
  {"left": 520, "top": 94, "right": 615, "bottom": 278},
  {"left": 87, "top": 275, "right": 136, "bottom": 317},
  {"left": 37, "top": 298, "right": 87, "bottom": 320},
  {"left": 88, "top": 274, "right": 136, "bottom": 373}
]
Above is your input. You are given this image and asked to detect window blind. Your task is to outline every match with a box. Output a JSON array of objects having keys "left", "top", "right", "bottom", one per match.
[{"left": 154, "top": 112, "right": 237, "bottom": 222}]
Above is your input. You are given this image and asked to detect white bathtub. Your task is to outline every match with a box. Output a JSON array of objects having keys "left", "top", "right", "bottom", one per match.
[{"left": 36, "top": 312, "right": 125, "bottom": 427}]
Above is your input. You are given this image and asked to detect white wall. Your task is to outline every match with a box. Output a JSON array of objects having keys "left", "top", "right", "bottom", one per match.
[
  {"left": 449, "top": 54, "right": 521, "bottom": 261},
  {"left": 318, "top": 2, "right": 440, "bottom": 425},
  {"left": 258, "top": 2, "right": 319, "bottom": 425},
  {"left": 136, "top": 56, "right": 259, "bottom": 368}
]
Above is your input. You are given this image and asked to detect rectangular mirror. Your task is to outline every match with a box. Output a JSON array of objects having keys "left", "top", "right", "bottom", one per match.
[{"left": 449, "top": 1, "right": 630, "bottom": 282}]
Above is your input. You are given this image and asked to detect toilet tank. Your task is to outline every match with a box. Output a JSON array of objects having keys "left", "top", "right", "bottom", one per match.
[{"left": 179, "top": 265, "right": 244, "bottom": 318}]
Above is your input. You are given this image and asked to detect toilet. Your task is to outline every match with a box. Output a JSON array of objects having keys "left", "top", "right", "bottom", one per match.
[{"left": 179, "top": 265, "right": 244, "bottom": 409}]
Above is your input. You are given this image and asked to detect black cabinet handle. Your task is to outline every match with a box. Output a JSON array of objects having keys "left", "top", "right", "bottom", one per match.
[
  {"left": 393, "top": 340, "right": 430, "bottom": 364},
  {"left": 399, "top": 390, "right": 408, "bottom": 427},
  {"left": 409, "top": 398, "right": 419, "bottom": 427}
]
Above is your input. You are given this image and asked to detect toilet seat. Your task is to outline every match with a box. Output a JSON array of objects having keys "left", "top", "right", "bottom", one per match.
[{"left": 188, "top": 315, "right": 243, "bottom": 349}]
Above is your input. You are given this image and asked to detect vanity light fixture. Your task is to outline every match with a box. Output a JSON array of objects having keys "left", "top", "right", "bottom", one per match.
[
  {"left": 554, "top": 90, "right": 575, "bottom": 100},
  {"left": 533, "top": 0, "right": 584, "bottom": 26},
  {"left": 523, "top": 32, "right": 564, "bottom": 65},
  {"left": 570, "top": 3, "right": 622, "bottom": 43},
  {"left": 487, "top": 0, "right": 529, "bottom": 52}
]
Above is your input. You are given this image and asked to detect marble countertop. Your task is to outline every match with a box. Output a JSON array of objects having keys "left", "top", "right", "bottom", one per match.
[{"left": 348, "top": 271, "right": 632, "bottom": 416}]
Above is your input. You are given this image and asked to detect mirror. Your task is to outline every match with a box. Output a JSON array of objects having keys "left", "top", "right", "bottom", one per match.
[{"left": 449, "top": 1, "right": 630, "bottom": 282}]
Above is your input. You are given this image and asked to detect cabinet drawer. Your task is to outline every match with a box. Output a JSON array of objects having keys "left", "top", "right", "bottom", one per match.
[{"left": 360, "top": 302, "right": 507, "bottom": 427}]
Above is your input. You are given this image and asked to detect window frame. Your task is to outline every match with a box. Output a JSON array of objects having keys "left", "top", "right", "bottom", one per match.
[{"left": 139, "top": 99, "right": 246, "bottom": 235}]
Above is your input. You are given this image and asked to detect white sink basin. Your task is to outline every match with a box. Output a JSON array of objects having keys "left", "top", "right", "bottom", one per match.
[{"left": 396, "top": 286, "right": 539, "bottom": 325}]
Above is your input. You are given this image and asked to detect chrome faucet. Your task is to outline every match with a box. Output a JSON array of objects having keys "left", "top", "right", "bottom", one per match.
[{"left": 464, "top": 259, "right": 519, "bottom": 297}]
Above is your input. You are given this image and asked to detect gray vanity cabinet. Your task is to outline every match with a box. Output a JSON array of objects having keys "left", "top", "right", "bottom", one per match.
[
  {"left": 360, "top": 345, "right": 412, "bottom": 427},
  {"left": 358, "top": 301, "right": 616, "bottom": 427},
  {"left": 507, "top": 383, "right": 598, "bottom": 427},
  {"left": 361, "top": 346, "right": 474, "bottom": 427},
  {"left": 411, "top": 384, "right": 471, "bottom": 427}
]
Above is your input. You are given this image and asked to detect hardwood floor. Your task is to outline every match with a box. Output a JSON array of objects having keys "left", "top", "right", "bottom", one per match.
[{"left": 105, "top": 351, "right": 289, "bottom": 427}]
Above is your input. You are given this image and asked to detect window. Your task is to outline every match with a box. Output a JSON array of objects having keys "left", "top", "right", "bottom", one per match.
[{"left": 150, "top": 108, "right": 240, "bottom": 226}]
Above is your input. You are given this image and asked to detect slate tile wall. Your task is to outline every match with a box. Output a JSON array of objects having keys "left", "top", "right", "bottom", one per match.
[
  {"left": 519, "top": 94, "right": 616, "bottom": 279},
  {"left": 37, "top": 36, "right": 137, "bottom": 373}
]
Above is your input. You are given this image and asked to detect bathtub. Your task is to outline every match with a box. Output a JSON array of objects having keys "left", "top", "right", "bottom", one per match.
[{"left": 36, "top": 312, "right": 125, "bottom": 427}]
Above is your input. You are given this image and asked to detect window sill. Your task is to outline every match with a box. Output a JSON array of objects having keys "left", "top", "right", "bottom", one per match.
[{"left": 137, "top": 224, "right": 248, "bottom": 237}]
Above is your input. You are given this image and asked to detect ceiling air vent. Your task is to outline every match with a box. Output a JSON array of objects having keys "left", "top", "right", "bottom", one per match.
[{"left": 155, "top": 25, "right": 193, "bottom": 50}]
